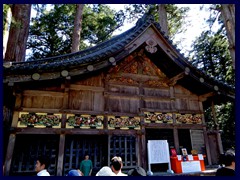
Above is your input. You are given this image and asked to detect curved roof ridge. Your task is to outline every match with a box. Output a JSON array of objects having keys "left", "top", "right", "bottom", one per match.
[{"left": 8, "top": 13, "right": 155, "bottom": 68}]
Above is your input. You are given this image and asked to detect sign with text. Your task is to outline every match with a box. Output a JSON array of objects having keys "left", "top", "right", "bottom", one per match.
[
  {"left": 181, "top": 161, "right": 201, "bottom": 173},
  {"left": 147, "top": 140, "right": 170, "bottom": 164}
]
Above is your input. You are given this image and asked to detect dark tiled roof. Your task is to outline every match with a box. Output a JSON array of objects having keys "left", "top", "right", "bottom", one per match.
[{"left": 3, "top": 15, "right": 155, "bottom": 75}]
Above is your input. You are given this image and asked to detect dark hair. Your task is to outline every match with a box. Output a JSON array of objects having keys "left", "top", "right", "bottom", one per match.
[
  {"left": 219, "top": 151, "right": 235, "bottom": 166},
  {"left": 110, "top": 157, "right": 122, "bottom": 171},
  {"left": 37, "top": 156, "right": 50, "bottom": 169},
  {"left": 224, "top": 153, "right": 235, "bottom": 166}
]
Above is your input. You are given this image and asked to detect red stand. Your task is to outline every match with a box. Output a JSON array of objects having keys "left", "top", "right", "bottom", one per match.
[{"left": 170, "top": 155, "right": 205, "bottom": 174}]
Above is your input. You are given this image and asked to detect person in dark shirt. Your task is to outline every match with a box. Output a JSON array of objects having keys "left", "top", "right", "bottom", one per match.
[{"left": 216, "top": 150, "right": 235, "bottom": 176}]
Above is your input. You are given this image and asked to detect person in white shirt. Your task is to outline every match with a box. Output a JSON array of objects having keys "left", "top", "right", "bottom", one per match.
[
  {"left": 96, "top": 166, "right": 116, "bottom": 176},
  {"left": 35, "top": 156, "right": 50, "bottom": 176},
  {"left": 110, "top": 156, "right": 127, "bottom": 176}
]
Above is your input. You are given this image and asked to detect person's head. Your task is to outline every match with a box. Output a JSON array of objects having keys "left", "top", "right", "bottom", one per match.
[
  {"left": 96, "top": 166, "right": 116, "bottom": 176},
  {"left": 127, "top": 166, "right": 146, "bottom": 176},
  {"left": 224, "top": 152, "right": 235, "bottom": 167},
  {"left": 35, "top": 156, "right": 50, "bottom": 173},
  {"left": 67, "top": 169, "right": 82, "bottom": 176},
  {"left": 84, "top": 154, "right": 89, "bottom": 160},
  {"left": 110, "top": 156, "right": 122, "bottom": 172}
]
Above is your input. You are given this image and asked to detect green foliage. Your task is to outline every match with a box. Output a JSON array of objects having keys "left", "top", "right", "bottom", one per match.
[
  {"left": 189, "top": 17, "right": 234, "bottom": 85},
  {"left": 3, "top": 4, "right": 10, "bottom": 31},
  {"left": 123, "top": 4, "right": 189, "bottom": 39},
  {"left": 205, "top": 102, "right": 235, "bottom": 150},
  {"left": 191, "top": 5, "right": 235, "bottom": 150},
  {"left": 27, "top": 4, "right": 125, "bottom": 60},
  {"left": 82, "top": 4, "right": 125, "bottom": 45}
]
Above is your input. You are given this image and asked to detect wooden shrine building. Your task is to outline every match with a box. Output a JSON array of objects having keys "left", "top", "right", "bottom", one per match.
[{"left": 3, "top": 14, "right": 235, "bottom": 176}]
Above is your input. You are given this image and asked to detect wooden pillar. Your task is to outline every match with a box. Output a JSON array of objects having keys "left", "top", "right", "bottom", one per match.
[
  {"left": 173, "top": 127, "right": 180, "bottom": 154},
  {"left": 107, "top": 135, "right": 110, "bottom": 167},
  {"left": 56, "top": 134, "right": 65, "bottom": 176},
  {"left": 4, "top": 134, "right": 16, "bottom": 176},
  {"left": 170, "top": 86, "right": 176, "bottom": 111},
  {"left": 203, "top": 127, "right": 212, "bottom": 165},
  {"left": 141, "top": 129, "right": 147, "bottom": 169},
  {"left": 11, "top": 111, "right": 19, "bottom": 128},
  {"left": 136, "top": 134, "right": 141, "bottom": 166}
]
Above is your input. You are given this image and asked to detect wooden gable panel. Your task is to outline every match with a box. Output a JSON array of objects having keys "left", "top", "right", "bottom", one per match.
[{"left": 107, "top": 49, "right": 168, "bottom": 88}]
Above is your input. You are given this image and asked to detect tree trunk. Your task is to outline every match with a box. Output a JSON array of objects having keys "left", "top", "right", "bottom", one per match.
[
  {"left": 5, "top": 4, "right": 31, "bottom": 62},
  {"left": 221, "top": 4, "right": 235, "bottom": 70},
  {"left": 3, "top": 5, "right": 12, "bottom": 59},
  {"left": 71, "top": 4, "right": 84, "bottom": 53},
  {"left": 158, "top": 4, "right": 169, "bottom": 36}
]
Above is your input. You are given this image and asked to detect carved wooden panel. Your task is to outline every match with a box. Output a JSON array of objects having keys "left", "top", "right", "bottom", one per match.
[{"left": 107, "top": 49, "right": 168, "bottom": 88}]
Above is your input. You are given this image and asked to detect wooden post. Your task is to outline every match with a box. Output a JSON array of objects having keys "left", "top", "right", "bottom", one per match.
[
  {"left": 4, "top": 134, "right": 16, "bottom": 176},
  {"left": 56, "top": 134, "right": 65, "bottom": 176},
  {"left": 173, "top": 128, "right": 180, "bottom": 154},
  {"left": 203, "top": 127, "right": 212, "bottom": 165},
  {"left": 141, "top": 128, "right": 146, "bottom": 169}
]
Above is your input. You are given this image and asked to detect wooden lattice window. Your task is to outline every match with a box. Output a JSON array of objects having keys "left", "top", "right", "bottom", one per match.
[
  {"left": 109, "top": 135, "right": 137, "bottom": 169},
  {"left": 63, "top": 135, "right": 108, "bottom": 176},
  {"left": 10, "top": 134, "right": 59, "bottom": 176}
]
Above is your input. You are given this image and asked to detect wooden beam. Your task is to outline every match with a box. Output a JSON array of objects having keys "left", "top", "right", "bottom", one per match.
[
  {"left": 69, "top": 84, "right": 104, "bottom": 91},
  {"left": 166, "top": 72, "right": 185, "bottom": 86},
  {"left": 23, "top": 90, "right": 64, "bottom": 97},
  {"left": 199, "top": 92, "right": 215, "bottom": 101}
]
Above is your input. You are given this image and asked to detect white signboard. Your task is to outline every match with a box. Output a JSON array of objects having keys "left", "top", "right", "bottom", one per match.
[
  {"left": 147, "top": 140, "right": 172, "bottom": 174},
  {"left": 181, "top": 161, "right": 201, "bottom": 173},
  {"left": 148, "top": 140, "right": 170, "bottom": 164}
]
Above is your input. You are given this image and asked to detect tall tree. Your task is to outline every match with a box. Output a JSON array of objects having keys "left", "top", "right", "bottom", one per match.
[
  {"left": 71, "top": 4, "right": 84, "bottom": 53},
  {"left": 5, "top": 4, "right": 31, "bottom": 62},
  {"left": 3, "top": 4, "right": 12, "bottom": 59},
  {"left": 27, "top": 4, "right": 125, "bottom": 60},
  {"left": 124, "top": 4, "right": 189, "bottom": 39},
  {"left": 158, "top": 4, "right": 168, "bottom": 36},
  {"left": 220, "top": 4, "right": 235, "bottom": 70}
]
